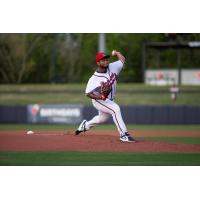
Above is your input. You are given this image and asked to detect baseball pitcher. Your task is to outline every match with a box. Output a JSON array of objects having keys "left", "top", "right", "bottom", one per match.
[{"left": 75, "top": 50, "right": 136, "bottom": 142}]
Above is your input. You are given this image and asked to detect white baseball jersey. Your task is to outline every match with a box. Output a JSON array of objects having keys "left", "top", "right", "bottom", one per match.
[
  {"left": 83, "top": 60, "right": 128, "bottom": 136},
  {"left": 85, "top": 60, "right": 124, "bottom": 100}
]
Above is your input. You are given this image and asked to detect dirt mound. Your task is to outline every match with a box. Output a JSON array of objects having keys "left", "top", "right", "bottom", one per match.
[{"left": 0, "top": 131, "right": 200, "bottom": 153}]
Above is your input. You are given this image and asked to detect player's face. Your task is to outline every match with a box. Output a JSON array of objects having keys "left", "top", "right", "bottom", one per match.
[{"left": 97, "top": 58, "right": 109, "bottom": 68}]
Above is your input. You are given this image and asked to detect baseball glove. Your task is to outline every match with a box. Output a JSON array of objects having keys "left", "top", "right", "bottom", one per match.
[{"left": 99, "top": 81, "right": 112, "bottom": 100}]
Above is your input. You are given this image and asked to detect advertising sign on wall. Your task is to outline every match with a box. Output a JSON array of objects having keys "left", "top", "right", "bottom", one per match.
[
  {"left": 181, "top": 69, "right": 200, "bottom": 85},
  {"left": 145, "top": 69, "right": 200, "bottom": 85},
  {"left": 27, "top": 104, "right": 83, "bottom": 124},
  {"left": 145, "top": 69, "right": 179, "bottom": 85}
]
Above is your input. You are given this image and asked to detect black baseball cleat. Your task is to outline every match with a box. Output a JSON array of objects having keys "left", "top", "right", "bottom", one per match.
[
  {"left": 120, "top": 132, "right": 136, "bottom": 143},
  {"left": 75, "top": 120, "right": 87, "bottom": 135}
]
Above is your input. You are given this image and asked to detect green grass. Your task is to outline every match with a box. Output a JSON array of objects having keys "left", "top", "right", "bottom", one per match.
[
  {"left": 0, "top": 84, "right": 200, "bottom": 105},
  {"left": 1, "top": 83, "right": 200, "bottom": 92},
  {"left": 1, "top": 123, "right": 200, "bottom": 166},
  {"left": 117, "top": 93, "right": 200, "bottom": 105},
  {"left": 1, "top": 124, "right": 200, "bottom": 131},
  {"left": 3, "top": 92, "right": 200, "bottom": 105},
  {"left": 0, "top": 151, "right": 200, "bottom": 166}
]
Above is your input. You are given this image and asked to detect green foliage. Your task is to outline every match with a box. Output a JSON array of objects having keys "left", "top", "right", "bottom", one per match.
[{"left": 1, "top": 33, "right": 200, "bottom": 83}]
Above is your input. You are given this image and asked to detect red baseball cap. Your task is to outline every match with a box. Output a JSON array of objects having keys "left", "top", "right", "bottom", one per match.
[{"left": 96, "top": 52, "right": 110, "bottom": 63}]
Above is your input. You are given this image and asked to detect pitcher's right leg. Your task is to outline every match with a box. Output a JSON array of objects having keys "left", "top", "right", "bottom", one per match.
[
  {"left": 75, "top": 111, "right": 110, "bottom": 135},
  {"left": 86, "top": 111, "right": 110, "bottom": 130}
]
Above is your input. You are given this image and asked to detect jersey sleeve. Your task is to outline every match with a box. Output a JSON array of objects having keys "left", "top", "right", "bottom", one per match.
[
  {"left": 108, "top": 60, "right": 124, "bottom": 75},
  {"left": 85, "top": 76, "right": 100, "bottom": 94}
]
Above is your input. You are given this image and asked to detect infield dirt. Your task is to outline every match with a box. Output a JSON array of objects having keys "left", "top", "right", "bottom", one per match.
[{"left": 0, "top": 130, "right": 200, "bottom": 153}]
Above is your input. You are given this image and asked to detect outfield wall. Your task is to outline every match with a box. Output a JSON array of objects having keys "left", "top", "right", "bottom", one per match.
[
  {"left": 84, "top": 105, "right": 200, "bottom": 124},
  {"left": 0, "top": 105, "right": 27, "bottom": 123},
  {"left": 0, "top": 105, "right": 200, "bottom": 124}
]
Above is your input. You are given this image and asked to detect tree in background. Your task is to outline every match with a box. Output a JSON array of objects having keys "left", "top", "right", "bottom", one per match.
[
  {"left": 0, "top": 33, "right": 98, "bottom": 83},
  {"left": 1, "top": 33, "right": 200, "bottom": 84},
  {"left": 0, "top": 34, "right": 43, "bottom": 83},
  {"left": 57, "top": 34, "right": 83, "bottom": 82}
]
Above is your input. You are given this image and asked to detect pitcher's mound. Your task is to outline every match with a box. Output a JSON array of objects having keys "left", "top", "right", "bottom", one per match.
[{"left": 0, "top": 131, "right": 200, "bottom": 153}]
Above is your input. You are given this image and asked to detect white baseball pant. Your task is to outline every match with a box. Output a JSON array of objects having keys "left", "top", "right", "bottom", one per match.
[{"left": 85, "top": 99, "right": 128, "bottom": 136}]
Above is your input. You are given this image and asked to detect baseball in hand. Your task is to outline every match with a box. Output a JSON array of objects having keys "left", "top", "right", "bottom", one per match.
[{"left": 112, "top": 50, "right": 117, "bottom": 56}]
